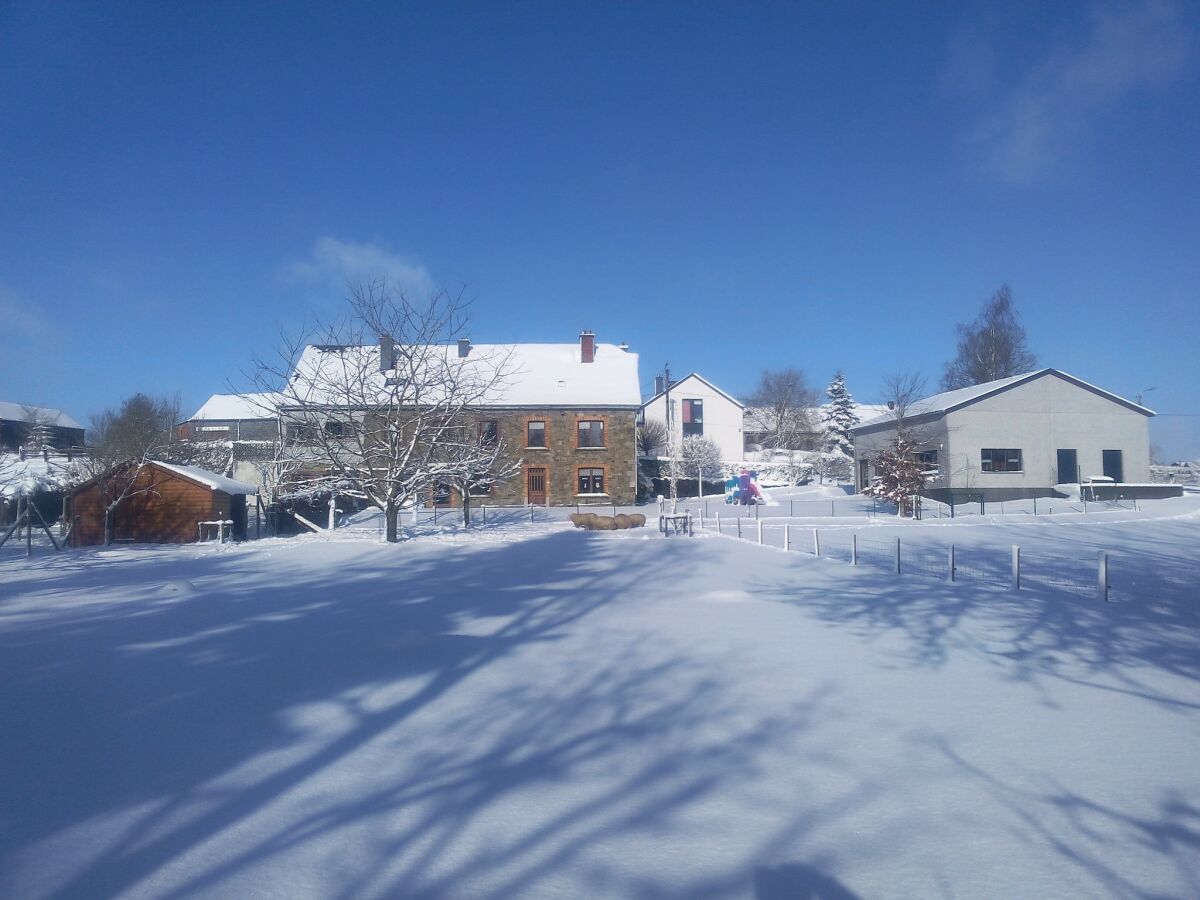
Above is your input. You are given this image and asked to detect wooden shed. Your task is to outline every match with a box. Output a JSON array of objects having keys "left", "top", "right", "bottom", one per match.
[{"left": 69, "top": 461, "right": 256, "bottom": 547}]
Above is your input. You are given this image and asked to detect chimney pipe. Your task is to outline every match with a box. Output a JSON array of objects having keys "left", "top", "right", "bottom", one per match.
[
  {"left": 887, "top": 401, "right": 896, "bottom": 410},
  {"left": 458, "top": 338, "right": 471, "bottom": 358},
  {"left": 654, "top": 376, "right": 665, "bottom": 394},
  {"left": 580, "top": 330, "right": 595, "bottom": 364},
  {"left": 379, "top": 335, "right": 395, "bottom": 372}
]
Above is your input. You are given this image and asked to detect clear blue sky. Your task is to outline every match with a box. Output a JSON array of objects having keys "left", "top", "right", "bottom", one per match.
[{"left": 3, "top": 1, "right": 1198, "bottom": 458}]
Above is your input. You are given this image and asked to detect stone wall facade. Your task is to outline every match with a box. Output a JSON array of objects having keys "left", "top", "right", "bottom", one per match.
[{"left": 442, "top": 408, "right": 639, "bottom": 507}]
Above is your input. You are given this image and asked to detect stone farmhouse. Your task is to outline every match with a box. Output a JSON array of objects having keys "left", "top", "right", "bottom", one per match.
[{"left": 275, "top": 331, "right": 641, "bottom": 507}]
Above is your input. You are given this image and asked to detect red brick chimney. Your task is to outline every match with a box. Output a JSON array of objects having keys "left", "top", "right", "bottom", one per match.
[{"left": 580, "top": 330, "right": 595, "bottom": 364}]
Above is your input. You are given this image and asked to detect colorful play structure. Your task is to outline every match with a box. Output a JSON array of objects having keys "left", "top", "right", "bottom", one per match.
[{"left": 725, "top": 470, "right": 764, "bottom": 505}]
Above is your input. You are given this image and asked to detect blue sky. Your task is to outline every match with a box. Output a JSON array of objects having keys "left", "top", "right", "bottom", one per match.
[{"left": 2, "top": 1, "right": 1198, "bottom": 458}]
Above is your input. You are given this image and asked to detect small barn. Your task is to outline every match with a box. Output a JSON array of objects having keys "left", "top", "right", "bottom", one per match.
[{"left": 69, "top": 461, "right": 257, "bottom": 547}]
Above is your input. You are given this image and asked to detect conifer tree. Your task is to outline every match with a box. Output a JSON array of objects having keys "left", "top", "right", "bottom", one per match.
[{"left": 821, "top": 371, "right": 858, "bottom": 459}]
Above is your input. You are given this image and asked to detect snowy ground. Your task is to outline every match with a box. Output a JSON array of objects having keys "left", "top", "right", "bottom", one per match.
[{"left": 2, "top": 497, "right": 1199, "bottom": 899}]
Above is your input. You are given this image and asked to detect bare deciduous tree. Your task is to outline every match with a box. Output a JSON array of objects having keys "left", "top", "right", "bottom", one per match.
[
  {"left": 942, "top": 284, "right": 1038, "bottom": 390},
  {"left": 249, "top": 280, "right": 516, "bottom": 542},
  {"left": 746, "top": 368, "right": 817, "bottom": 450},
  {"left": 84, "top": 392, "right": 186, "bottom": 544},
  {"left": 636, "top": 419, "right": 668, "bottom": 457}
]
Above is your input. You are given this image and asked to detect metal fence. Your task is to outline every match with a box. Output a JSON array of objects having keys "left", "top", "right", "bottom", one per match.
[{"left": 665, "top": 494, "right": 1140, "bottom": 521}]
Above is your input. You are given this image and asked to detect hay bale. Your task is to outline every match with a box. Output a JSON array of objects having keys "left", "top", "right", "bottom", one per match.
[
  {"left": 628, "top": 513, "right": 647, "bottom": 528},
  {"left": 612, "top": 514, "right": 632, "bottom": 530},
  {"left": 569, "top": 512, "right": 590, "bottom": 528},
  {"left": 587, "top": 515, "right": 617, "bottom": 530}
]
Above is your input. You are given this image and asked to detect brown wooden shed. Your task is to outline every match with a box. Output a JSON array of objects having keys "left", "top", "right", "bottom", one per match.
[{"left": 69, "top": 461, "right": 256, "bottom": 546}]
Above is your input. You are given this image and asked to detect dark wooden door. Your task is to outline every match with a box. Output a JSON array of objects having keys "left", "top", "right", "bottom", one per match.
[
  {"left": 1056, "top": 449, "right": 1078, "bottom": 484},
  {"left": 526, "top": 467, "right": 547, "bottom": 505},
  {"left": 1102, "top": 450, "right": 1124, "bottom": 483}
]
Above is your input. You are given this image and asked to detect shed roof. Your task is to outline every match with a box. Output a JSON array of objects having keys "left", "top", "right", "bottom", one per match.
[
  {"left": 152, "top": 461, "right": 258, "bottom": 494},
  {"left": 853, "top": 369, "right": 1155, "bottom": 432}
]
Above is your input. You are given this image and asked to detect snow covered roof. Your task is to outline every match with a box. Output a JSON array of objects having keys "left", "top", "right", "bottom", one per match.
[
  {"left": 853, "top": 369, "right": 1155, "bottom": 431},
  {"left": 187, "top": 393, "right": 280, "bottom": 422},
  {"left": 283, "top": 342, "right": 641, "bottom": 409},
  {"left": 152, "top": 461, "right": 258, "bottom": 495},
  {"left": 0, "top": 401, "right": 84, "bottom": 430},
  {"left": 0, "top": 452, "right": 86, "bottom": 498},
  {"left": 641, "top": 373, "right": 744, "bottom": 409}
]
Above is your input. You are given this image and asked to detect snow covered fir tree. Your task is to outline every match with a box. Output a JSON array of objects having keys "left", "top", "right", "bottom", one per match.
[
  {"left": 861, "top": 432, "right": 930, "bottom": 516},
  {"left": 821, "top": 371, "right": 858, "bottom": 480}
]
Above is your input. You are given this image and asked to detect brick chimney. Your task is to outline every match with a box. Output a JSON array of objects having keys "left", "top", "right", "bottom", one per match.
[
  {"left": 379, "top": 335, "right": 395, "bottom": 372},
  {"left": 580, "top": 330, "right": 595, "bottom": 364}
]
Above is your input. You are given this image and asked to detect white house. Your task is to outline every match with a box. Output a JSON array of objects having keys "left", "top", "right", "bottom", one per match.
[
  {"left": 852, "top": 369, "right": 1156, "bottom": 502},
  {"left": 640, "top": 373, "right": 745, "bottom": 461}
]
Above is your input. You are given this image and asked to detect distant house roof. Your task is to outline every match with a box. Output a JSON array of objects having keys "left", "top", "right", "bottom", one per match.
[
  {"left": 744, "top": 402, "right": 890, "bottom": 434},
  {"left": 187, "top": 393, "right": 281, "bottom": 421},
  {"left": 283, "top": 342, "right": 641, "bottom": 409},
  {"left": 0, "top": 401, "right": 84, "bottom": 430},
  {"left": 641, "top": 373, "right": 744, "bottom": 409},
  {"left": 853, "top": 369, "right": 1155, "bottom": 432}
]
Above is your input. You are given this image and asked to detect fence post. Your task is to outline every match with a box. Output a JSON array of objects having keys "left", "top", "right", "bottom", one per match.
[
  {"left": 755, "top": 503, "right": 759, "bottom": 520},
  {"left": 950, "top": 500, "right": 955, "bottom": 519},
  {"left": 812, "top": 528, "right": 820, "bottom": 556},
  {"left": 851, "top": 533, "right": 857, "bottom": 566},
  {"left": 790, "top": 500, "right": 794, "bottom": 517},
  {"left": 1033, "top": 497, "right": 1037, "bottom": 516},
  {"left": 1097, "top": 551, "right": 1109, "bottom": 602},
  {"left": 716, "top": 512, "right": 722, "bottom": 534},
  {"left": 948, "top": 544, "right": 955, "bottom": 582},
  {"left": 737, "top": 517, "right": 742, "bottom": 539},
  {"left": 894, "top": 537, "right": 901, "bottom": 574},
  {"left": 1011, "top": 545, "right": 1021, "bottom": 591},
  {"left": 529, "top": 504, "right": 534, "bottom": 524},
  {"left": 784, "top": 523, "right": 790, "bottom": 551},
  {"left": 757, "top": 519, "right": 763, "bottom": 545},
  {"left": 705, "top": 500, "right": 709, "bottom": 517},
  {"left": 699, "top": 510, "right": 705, "bottom": 530},
  {"left": 831, "top": 500, "right": 835, "bottom": 517}
]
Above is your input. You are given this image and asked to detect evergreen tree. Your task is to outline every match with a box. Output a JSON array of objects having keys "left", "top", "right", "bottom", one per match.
[
  {"left": 821, "top": 371, "right": 858, "bottom": 458},
  {"left": 861, "top": 433, "right": 929, "bottom": 517}
]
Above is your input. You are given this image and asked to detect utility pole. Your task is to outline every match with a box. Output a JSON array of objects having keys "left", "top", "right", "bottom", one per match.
[{"left": 663, "top": 363, "right": 678, "bottom": 508}]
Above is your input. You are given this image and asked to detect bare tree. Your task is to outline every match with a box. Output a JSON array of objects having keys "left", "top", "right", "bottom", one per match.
[
  {"left": 942, "top": 284, "right": 1038, "bottom": 390},
  {"left": 428, "top": 427, "right": 522, "bottom": 526},
  {"left": 746, "top": 368, "right": 817, "bottom": 450},
  {"left": 862, "top": 373, "right": 933, "bottom": 517},
  {"left": 680, "top": 434, "right": 722, "bottom": 492},
  {"left": 249, "top": 280, "right": 515, "bottom": 542},
  {"left": 84, "top": 392, "right": 185, "bottom": 544},
  {"left": 636, "top": 419, "right": 668, "bottom": 457}
]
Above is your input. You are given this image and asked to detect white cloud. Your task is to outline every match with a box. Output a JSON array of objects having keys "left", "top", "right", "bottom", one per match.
[
  {"left": 285, "top": 237, "right": 436, "bottom": 298},
  {"left": 964, "top": 1, "right": 1192, "bottom": 183}
]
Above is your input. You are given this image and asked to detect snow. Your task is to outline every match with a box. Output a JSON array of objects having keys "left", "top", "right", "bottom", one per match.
[
  {"left": 186, "top": 393, "right": 280, "bottom": 421},
  {"left": 2, "top": 499, "right": 1198, "bottom": 898},
  {"left": 0, "top": 400, "right": 83, "bottom": 430},
  {"left": 855, "top": 368, "right": 1154, "bottom": 430},
  {"left": 0, "top": 452, "right": 86, "bottom": 498},
  {"left": 152, "top": 461, "right": 258, "bottom": 495},
  {"left": 288, "top": 342, "right": 641, "bottom": 409}
]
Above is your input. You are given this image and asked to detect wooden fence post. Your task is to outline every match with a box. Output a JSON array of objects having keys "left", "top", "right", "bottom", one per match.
[
  {"left": 1097, "top": 551, "right": 1109, "bottom": 602},
  {"left": 1011, "top": 545, "right": 1021, "bottom": 590},
  {"left": 737, "top": 517, "right": 742, "bottom": 539},
  {"left": 812, "top": 528, "right": 820, "bottom": 556},
  {"left": 851, "top": 533, "right": 857, "bottom": 566},
  {"left": 784, "top": 524, "right": 790, "bottom": 552},
  {"left": 894, "top": 537, "right": 901, "bottom": 574},
  {"left": 948, "top": 544, "right": 955, "bottom": 582},
  {"left": 757, "top": 519, "right": 763, "bottom": 545},
  {"left": 716, "top": 512, "right": 722, "bottom": 534}
]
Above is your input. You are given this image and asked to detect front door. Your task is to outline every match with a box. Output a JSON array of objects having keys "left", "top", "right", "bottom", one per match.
[
  {"left": 858, "top": 458, "right": 870, "bottom": 491},
  {"left": 526, "top": 467, "right": 547, "bottom": 505},
  {"left": 1102, "top": 450, "right": 1124, "bottom": 483},
  {"left": 1056, "top": 449, "right": 1078, "bottom": 484}
]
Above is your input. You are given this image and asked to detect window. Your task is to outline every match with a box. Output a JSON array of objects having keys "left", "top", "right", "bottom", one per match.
[
  {"left": 324, "top": 420, "right": 347, "bottom": 438},
  {"left": 526, "top": 420, "right": 546, "bottom": 448},
  {"left": 432, "top": 482, "right": 453, "bottom": 506},
  {"left": 914, "top": 449, "right": 938, "bottom": 469},
  {"left": 578, "top": 419, "right": 605, "bottom": 448},
  {"left": 196, "top": 425, "right": 230, "bottom": 432},
  {"left": 578, "top": 467, "right": 605, "bottom": 495},
  {"left": 288, "top": 423, "right": 317, "bottom": 443},
  {"left": 682, "top": 399, "right": 704, "bottom": 437},
  {"left": 479, "top": 420, "right": 499, "bottom": 445},
  {"left": 468, "top": 475, "right": 493, "bottom": 497},
  {"left": 981, "top": 448, "right": 1022, "bottom": 473}
]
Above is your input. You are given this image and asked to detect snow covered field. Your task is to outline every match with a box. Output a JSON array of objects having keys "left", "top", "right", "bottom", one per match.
[{"left": 3, "top": 497, "right": 1199, "bottom": 899}]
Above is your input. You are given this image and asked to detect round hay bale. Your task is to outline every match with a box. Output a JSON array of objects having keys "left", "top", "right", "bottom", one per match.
[{"left": 612, "top": 514, "right": 632, "bottom": 529}]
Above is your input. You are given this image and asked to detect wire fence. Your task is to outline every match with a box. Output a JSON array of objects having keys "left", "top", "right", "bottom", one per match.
[
  {"left": 665, "top": 494, "right": 1141, "bottom": 521},
  {"left": 695, "top": 515, "right": 1117, "bottom": 601}
]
